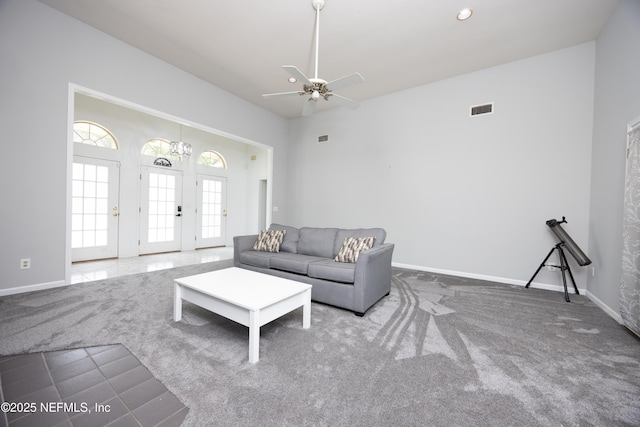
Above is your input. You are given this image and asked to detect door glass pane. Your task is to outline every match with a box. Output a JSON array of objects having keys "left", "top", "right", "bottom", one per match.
[
  {"left": 71, "top": 163, "right": 110, "bottom": 249},
  {"left": 85, "top": 164, "right": 96, "bottom": 181},
  {"left": 96, "top": 182, "right": 108, "bottom": 198},
  {"left": 148, "top": 172, "right": 176, "bottom": 243},
  {"left": 96, "top": 166, "right": 109, "bottom": 182},
  {"left": 73, "top": 163, "right": 84, "bottom": 180},
  {"left": 83, "top": 231, "right": 95, "bottom": 247},
  {"left": 201, "top": 178, "right": 222, "bottom": 239},
  {"left": 96, "top": 230, "right": 108, "bottom": 246}
]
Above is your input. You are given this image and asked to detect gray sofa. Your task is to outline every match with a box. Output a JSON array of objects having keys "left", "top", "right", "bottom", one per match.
[{"left": 233, "top": 224, "right": 395, "bottom": 316}]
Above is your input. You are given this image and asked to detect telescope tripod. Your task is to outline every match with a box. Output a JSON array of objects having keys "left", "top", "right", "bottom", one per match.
[{"left": 526, "top": 243, "right": 580, "bottom": 302}]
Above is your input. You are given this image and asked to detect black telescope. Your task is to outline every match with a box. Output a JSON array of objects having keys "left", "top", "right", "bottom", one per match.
[
  {"left": 526, "top": 217, "right": 591, "bottom": 302},
  {"left": 545, "top": 218, "right": 591, "bottom": 266}
]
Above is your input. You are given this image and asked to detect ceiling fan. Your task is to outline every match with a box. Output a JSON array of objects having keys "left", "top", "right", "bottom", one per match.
[{"left": 262, "top": 0, "right": 364, "bottom": 117}]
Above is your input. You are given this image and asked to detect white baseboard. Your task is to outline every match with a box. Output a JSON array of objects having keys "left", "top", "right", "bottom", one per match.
[
  {"left": 585, "top": 290, "right": 623, "bottom": 324},
  {"left": 392, "top": 262, "right": 587, "bottom": 296},
  {"left": 0, "top": 280, "right": 68, "bottom": 297}
]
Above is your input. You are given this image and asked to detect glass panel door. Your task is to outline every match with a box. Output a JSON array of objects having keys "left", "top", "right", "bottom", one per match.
[
  {"left": 196, "top": 175, "right": 227, "bottom": 248},
  {"left": 71, "top": 156, "right": 120, "bottom": 262},
  {"left": 139, "top": 166, "right": 183, "bottom": 254}
]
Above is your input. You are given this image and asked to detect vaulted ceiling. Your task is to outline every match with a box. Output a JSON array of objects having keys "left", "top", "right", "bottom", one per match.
[{"left": 38, "top": 0, "right": 618, "bottom": 118}]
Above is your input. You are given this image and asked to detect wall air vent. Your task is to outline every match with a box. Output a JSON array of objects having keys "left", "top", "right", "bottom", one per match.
[
  {"left": 470, "top": 103, "right": 494, "bottom": 117},
  {"left": 318, "top": 135, "right": 329, "bottom": 143}
]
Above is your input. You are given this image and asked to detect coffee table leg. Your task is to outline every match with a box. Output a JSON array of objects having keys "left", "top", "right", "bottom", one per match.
[
  {"left": 303, "top": 289, "right": 311, "bottom": 329},
  {"left": 249, "top": 310, "right": 260, "bottom": 363},
  {"left": 173, "top": 283, "right": 182, "bottom": 322}
]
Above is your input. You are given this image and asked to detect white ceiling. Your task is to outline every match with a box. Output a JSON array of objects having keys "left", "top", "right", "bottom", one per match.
[{"left": 38, "top": 0, "right": 618, "bottom": 119}]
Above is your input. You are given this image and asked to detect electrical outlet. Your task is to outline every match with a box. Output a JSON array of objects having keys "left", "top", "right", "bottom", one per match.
[{"left": 20, "top": 258, "right": 31, "bottom": 269}]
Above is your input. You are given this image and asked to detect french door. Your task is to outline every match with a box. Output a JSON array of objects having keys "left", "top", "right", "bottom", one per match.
[
  {"left": 139, "top": 166, "right": 183, "bottom": 254},
  {"left": 71, "top": 156, "right": 120, "bottom": 262},
  {"left": 196, "top": 175, "right": 227, "bottom": 248}
]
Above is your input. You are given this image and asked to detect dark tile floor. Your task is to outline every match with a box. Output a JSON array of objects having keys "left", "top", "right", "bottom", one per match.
[{"left": 0, "top": 345, "right": 188, "bottom": 427}]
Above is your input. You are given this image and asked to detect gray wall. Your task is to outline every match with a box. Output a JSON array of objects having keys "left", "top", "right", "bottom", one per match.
[
  {"left": 0, "top": 0, "right": 288, "bottom": 292},
  {"left": 287, "top": 43, "right": 595, "bottom": 292},
  {"left": 2, "top": 0, "right": 637, "bottom": 324},
  {"left": 588, "top": 0, "right": 640, "bottom": 318}
]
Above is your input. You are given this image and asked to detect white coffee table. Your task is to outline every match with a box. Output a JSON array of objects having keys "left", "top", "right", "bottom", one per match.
[{"left": 173, "top": 267, "right": 312, "bottom": 363}]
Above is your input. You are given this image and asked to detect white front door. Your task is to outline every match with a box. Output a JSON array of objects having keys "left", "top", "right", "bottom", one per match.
[
  {"left": 71, "top": 157, "right": 120, "bottom": 262},
  {"left": 196, "top": 175, "right": 227, "bottom": 248},
  {"left": 139, "top": 166, "right": 183, "bottom": 254}
]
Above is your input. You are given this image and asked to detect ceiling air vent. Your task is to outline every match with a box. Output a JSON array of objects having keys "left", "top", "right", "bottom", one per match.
[
  {"left": 470, "top": 103, "right": 494, "bottom": 117},
  {"left": 318, "top": 135, "right": 329, "bottom": 143}
]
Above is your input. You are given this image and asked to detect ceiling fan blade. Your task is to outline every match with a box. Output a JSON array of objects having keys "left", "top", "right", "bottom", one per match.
[
  {"left": 262, "top": 91, "right": 304, "bottom": 98},
  {"left": 326, "top": 73, "right": 364, "bottom": 91},
  {"left": 302, "top": 98, "right": 318, "bottom": 116},
  {"left": 283, "top": 66, "right": 314, "bottom": 87},
  {"left": 328, "top": 93, "right": 360, "bottom": 110}
]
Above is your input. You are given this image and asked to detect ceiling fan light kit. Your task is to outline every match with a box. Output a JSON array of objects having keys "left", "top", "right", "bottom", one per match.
[{"left": 262, "top": 0, "right": 364, "bottom": 116}]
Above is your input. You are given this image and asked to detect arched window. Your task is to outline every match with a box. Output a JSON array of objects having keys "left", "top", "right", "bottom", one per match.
[
  {"left": 197, "top": 150, "right": 227, "bottom": 169},
  {"left": 73, "top": 121, "right": 118, "bottom": 149},
  {"left": 141, "top": 138, "right": 174, "bottom": 159}
]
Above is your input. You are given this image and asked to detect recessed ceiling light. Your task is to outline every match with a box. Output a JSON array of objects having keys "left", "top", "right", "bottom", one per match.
[
  {"left": 288, "top": 77, "right": 297, "bottom": 83},
  {"left": 457, "top": 8, "right": 473, "bottom": 21}
]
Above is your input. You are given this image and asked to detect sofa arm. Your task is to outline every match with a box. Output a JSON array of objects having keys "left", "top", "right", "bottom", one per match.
[
  {"left": 352, "top": 243, "right": 395, "bottom": 315},
  {"left": 233, "top": 234, "right": 258, "bottom": 267}
]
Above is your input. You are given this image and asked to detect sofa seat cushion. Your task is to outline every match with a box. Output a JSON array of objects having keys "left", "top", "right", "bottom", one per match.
[
  {"left": 308, "top": 259, "right": 356, "bottom": 284},
  {"left": 239, "top": 250, "right": 274, "bottom": 269},
  {"left": 269, "top": 253, "right": 326, "bottom": 275}
]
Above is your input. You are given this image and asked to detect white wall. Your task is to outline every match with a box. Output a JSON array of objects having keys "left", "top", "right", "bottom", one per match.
[
  {"left": 588, "top": 0, "right": 640, "bottom": 319},
  {"left": 0, "top": 0, "right": 288, "bottom": 293},
  {"left": 287, "top": 43, "right": 596, "bottom": 290}
]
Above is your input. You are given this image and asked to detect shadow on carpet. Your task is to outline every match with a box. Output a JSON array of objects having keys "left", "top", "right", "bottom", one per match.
[{"left": 0, "top": 260, "right": 639, "bottom": 426}]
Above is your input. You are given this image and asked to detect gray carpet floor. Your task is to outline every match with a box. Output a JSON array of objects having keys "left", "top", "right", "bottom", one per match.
[{"left": 1, "top": 259, "right": 639, "bottom": 426}]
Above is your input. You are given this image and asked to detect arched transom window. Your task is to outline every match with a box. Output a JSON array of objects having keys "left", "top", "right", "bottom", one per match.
[
  {"left": 197, "top": 150, "right": 227, "bottom": 169},
  {"left": 73, "top": 121, "right": 119, "bottom": 149},
  {"left": 141, "top": 138, "right": 174, "bottom": 159}
]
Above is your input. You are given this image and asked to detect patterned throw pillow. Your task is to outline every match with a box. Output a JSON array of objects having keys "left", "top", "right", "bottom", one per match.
[
  {"left": 334, "top": 237, "right": 375, "bottom": 263},
  {"left": 252, "top": 229, "right": 286, "bottom": 253}
]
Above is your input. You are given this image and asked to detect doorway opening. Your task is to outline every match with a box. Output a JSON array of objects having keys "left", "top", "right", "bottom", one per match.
[{"left": 66, "top": 85, "right": 273, "bottom": 284}]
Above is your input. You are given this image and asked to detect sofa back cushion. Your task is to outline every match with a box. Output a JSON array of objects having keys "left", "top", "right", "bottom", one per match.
[
  {"left": 333, "top": 228, "right": 386, "bottom": 257},
  {"left": 297, "top": 227, "right": 339, "bottom": 258},
  {"left": 269, "top": 223, "right": 299, "bottom": 253}
]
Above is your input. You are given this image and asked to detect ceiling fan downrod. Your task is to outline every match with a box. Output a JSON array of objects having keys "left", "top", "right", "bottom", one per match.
[{"left": 312, "top": 0, "right": 325, "bottom": 80}]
